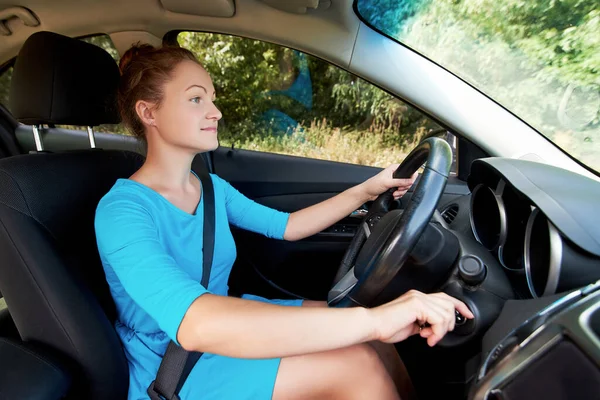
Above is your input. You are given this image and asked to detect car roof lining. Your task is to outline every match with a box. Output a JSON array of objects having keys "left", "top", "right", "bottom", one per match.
[{"left": 0, "top": 0, "right": 359, "bottom": 69}]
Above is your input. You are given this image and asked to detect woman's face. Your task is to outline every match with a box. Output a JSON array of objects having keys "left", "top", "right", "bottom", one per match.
[{"left": 151, "top": 60, "right": 222, "bottom": 153}]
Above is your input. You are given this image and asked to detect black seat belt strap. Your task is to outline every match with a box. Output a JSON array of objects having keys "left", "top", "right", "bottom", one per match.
[{"left": 148, "top": 168, "right": 215, "bottom": 400}]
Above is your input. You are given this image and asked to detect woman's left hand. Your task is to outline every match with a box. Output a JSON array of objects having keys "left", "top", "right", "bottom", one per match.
[{"left": 361, "top": 164, "right": 418, "bottom": 201}]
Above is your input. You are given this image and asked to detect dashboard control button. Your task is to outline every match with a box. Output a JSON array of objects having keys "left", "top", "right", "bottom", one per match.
[{"left": 458, "top": 254, "right": 487, "bottom": 285}]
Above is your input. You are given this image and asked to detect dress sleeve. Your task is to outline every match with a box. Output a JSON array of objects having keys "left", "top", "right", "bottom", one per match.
[
  {"left": 95, "top": 194, "right": 209, "bottom": 345},
  {"left": 213, "top": 174, "right": 290, "bottom": 240}
]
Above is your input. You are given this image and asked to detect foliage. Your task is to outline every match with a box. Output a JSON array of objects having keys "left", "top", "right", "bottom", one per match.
[
  {"left": 179, "top": 32, "right": 294, "bottom": 127},
  {"left": 360, "top": 0, "right": 599, "bottom": 88},
  {"left": 357, "top": 0, "right": 600, "bottom": 171},
  {"left": 177, "top": 31, "right": 440, "bottom": 161}
]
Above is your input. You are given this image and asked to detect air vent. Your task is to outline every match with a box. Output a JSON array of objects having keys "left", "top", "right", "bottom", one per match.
[{"left": 441, "top": 204, "right": 459, "bottom": 224}]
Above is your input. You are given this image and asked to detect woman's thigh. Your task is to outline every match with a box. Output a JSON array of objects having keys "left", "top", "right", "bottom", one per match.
[
  {"left": 273, "top": 300, "right": 398, "bottom": 400},
  {"left": 297, "top": 299, "right": 416, "bottom": 400},
  {"left": 272, "top": 342, "right": 398, "bottom": 400}
]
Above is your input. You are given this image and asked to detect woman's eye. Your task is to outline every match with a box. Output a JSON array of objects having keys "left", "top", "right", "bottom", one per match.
[{"left": 191, "top": 97, "right": 201, "bottom": 104}]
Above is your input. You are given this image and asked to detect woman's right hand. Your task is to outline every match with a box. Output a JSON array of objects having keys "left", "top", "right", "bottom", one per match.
[{"left": 368, "top": 290, "right": 474, "bottom": 347}]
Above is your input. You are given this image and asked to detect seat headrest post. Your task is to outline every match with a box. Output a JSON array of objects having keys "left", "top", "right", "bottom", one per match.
[
  {"left": 86, "top": 126, "right": 97, "bottom": 149},
  {"left": 32, "top": 125, "right": 44, "bottom": 151}
]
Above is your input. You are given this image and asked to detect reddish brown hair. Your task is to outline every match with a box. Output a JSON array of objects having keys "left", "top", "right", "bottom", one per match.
[{"left": 117, "top": 43, "right": 201, "bottom": 141}]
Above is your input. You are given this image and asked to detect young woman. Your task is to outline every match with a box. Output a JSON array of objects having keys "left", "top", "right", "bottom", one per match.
[{"left": 95, "top": 44, "right": 473, "bottom": 400}]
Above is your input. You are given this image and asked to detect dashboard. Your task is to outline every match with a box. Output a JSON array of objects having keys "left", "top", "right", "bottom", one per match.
[
  {"left": 461, "top": 158, "right": 600, "bottom": 400},
  {"left": 466, "top": 158, "right": 600, "bottom": 299}
]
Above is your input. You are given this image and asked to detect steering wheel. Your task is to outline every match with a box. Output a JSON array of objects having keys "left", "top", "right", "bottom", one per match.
[{"left": 328, "top": 137, "right": 453, "bottom": 307}]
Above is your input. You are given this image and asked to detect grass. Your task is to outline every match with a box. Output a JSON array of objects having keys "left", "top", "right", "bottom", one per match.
[
  {"left": 219, "top": 118, "right": 430, "bottom": 168},
  {"left": 94, "top": 118, "right": 428, "bottom": 168}
]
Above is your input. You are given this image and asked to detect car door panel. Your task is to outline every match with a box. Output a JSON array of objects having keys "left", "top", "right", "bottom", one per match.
[{"left": 212, "top": 146, "right": 381, "bottom": 197}]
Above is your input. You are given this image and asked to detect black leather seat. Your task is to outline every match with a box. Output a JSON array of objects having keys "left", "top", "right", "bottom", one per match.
[
  {"left": 0, "top": 336, "right": 72, "bottom": 399},
  {"left": 0, "top": 31, "right": 144, "bottom": 399}
]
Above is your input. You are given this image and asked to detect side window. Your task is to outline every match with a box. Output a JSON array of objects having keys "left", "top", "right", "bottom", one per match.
[
  {"left": 0, "top": 34, "right": 127, "bottom": 136},
  {"left": 178, "top": 32, "right": 457, "bottom": 171}
]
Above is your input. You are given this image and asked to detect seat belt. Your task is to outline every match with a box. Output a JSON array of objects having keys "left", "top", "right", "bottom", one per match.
[{"left": 147, "top": 168, "right": 215, "bottom": 400}]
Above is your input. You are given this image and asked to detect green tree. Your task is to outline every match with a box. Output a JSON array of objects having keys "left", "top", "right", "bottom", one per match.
[
  {"left": 357, "top": 0, "right": 599, "bottom": 171},
  {"left": 178, "top": 32, "right": 435, "bottom": 148},
  {"left": 359, "top": 0, "right": 599, "bottom": 89}
]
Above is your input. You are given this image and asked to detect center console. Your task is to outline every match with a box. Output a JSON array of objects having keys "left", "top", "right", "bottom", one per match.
[{"left": 470, "top": 281, "right": 600, "bottom": 400}]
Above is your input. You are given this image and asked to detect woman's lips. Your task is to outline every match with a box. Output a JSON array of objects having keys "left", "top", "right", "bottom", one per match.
[{"left": 201, "top": 127, "right": 218, "bottom": 133}]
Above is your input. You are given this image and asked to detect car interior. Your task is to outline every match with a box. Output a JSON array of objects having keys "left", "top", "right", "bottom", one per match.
[{"left": 0, "top": 1, "right": 599, "bottom": 400}]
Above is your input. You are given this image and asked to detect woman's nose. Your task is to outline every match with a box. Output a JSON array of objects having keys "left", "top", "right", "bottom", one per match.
[{"left": 207, "top": 101, "right": 222, "bottom": 121}]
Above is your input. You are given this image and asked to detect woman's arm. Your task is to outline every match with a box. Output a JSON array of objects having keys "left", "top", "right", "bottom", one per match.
[
  {"left": 178, "top": 290, "right": 473, "bottom": 358},
  {"left": 178, "top": 294, "right": 373, "bottom": 357},
  {"left": 283, "top": 165, "right": 416, "bottom": 241},
  {"left": 283, "top": 183, "right": 371, "bottom": 241}
]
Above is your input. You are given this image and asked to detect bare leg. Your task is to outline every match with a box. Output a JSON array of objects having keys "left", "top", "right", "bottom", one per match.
[
  {"left": 369, "top": 340, "right": 418, "bottom": 400},
  {"left": 273, "top": 342, "right": 400, "bottom": 400},
  {"left": 300, "top": 300, "right": 418, "bottom": 400}
]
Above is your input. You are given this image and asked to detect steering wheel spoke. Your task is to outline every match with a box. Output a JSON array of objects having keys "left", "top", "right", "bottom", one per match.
[
  {"left": 327, "top": 267, "right": 358, "bottom": 306},
  {"left": 362, "top": 221, "right": 371, "bottom": 238}
]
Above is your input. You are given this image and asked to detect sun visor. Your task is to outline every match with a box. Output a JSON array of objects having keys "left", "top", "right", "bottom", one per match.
[{"left": 160, "top": 0, "right": 235, "bottom": 17}]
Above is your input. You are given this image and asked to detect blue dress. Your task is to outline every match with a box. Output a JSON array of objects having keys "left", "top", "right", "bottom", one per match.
[{"left": 94, "top": 172, "right": 303, "bottom": 400}]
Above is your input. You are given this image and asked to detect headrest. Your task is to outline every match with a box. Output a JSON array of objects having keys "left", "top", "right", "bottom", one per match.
[{"left": 9, "top": 31, "right": 120, "bottom": 126}]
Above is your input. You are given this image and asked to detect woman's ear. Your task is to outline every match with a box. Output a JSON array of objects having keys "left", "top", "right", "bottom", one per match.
[{"left": 135, "top": 100, "right": 157, "bottom": 127}]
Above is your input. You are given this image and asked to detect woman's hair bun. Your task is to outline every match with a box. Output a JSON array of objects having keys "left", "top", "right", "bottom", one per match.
[{"left": 118, "top": 43, "right": 155, "bottom": 75}]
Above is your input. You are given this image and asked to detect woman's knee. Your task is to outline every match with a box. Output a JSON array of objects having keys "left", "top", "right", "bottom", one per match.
[
  {"left": 334, "top": 344, "right": 399, "bottom": 399},
  {"left": 346, "top": 343, "right": 383, "bottom": 370},
  {"left": 313, "top": 344, "right": 390, "bottom": 389},
  {"left": 274, "top": 343, "right": 397, "bottom": 400}
]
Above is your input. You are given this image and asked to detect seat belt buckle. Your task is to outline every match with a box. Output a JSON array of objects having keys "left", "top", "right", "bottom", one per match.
[{"left": 147, "top": 380, "right": 180, "bottom": 400}]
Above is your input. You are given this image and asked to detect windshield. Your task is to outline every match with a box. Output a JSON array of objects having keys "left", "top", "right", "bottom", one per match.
[{"left": 355, "top": 0, "right": 600, "bottom": 173}]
